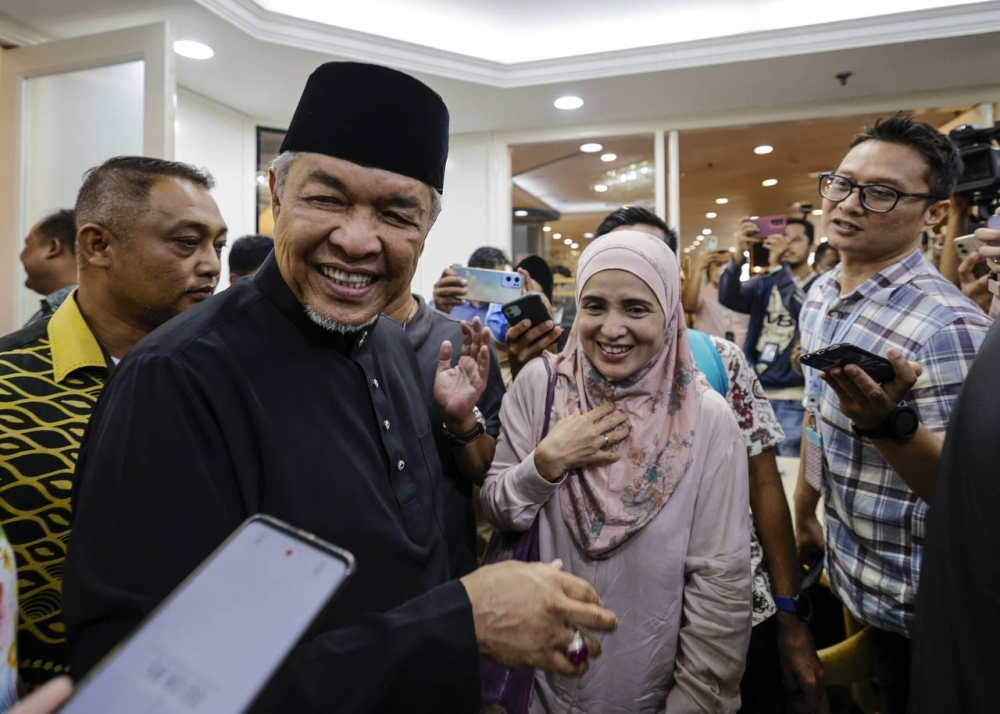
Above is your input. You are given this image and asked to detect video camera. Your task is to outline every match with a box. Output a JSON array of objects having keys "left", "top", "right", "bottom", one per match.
[{"left": 949, "top": 121, "right": 1000, "bottom": 202}]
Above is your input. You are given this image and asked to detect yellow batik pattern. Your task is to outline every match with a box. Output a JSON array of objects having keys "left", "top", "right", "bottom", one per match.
[{"left": 0, "top": 296, "right": 107, "bottom": 688}]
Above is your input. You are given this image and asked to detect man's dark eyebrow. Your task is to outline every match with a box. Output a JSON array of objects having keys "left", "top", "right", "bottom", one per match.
[{"left": 304, "top": 169, "right": 350, "bottom": 195}]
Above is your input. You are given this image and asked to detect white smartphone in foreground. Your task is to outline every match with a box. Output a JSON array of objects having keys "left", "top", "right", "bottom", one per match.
[
  {"left": 58, "top": 515, "right": 354, "bottom": 714},
  {"left": 954, "top": 233, "right": 984, "bottom": 259},
  {"left": 451, "top": 264, "right": 523, "bottom": 305}
]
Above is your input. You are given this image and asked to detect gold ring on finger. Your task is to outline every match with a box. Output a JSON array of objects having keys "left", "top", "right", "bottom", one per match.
[{"left": 603, "top": 434, "right": 610, "bottom": 448}]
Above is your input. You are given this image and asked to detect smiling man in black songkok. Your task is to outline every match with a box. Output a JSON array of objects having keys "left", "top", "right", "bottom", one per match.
[{"left": 62, "top": 62, "right": 617, "bottom": 713}]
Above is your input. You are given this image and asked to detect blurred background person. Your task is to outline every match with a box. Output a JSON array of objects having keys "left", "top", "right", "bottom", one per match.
[
  {"left": 719, "top": 217, "right": 818, "bottom": 456},
  {"left": 682, "top": 248, "right": 750, "bottom": 348},
  {"left": 811, "top": 242, "right": 840, "bottom": 276},
  {"left": 227, "top": 233, "right": 273, "bottom": 281},
  {"left": 18, "top": 209, "right": 77, "bottom": 325}
]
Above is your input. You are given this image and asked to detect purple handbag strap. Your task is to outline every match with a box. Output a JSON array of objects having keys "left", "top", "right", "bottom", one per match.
[{"left": 541, "top": 355, "right": 556, "bottom": 438}]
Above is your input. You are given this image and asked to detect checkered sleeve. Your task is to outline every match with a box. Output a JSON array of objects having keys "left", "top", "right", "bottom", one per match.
[{"left": 910, "top": 319, "right": 987, "bottom": 436}]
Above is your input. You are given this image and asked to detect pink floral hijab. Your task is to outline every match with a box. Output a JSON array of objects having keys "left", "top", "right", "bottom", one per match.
[{"left": 553, "top": 230, "right": 706, "bottom": 559}]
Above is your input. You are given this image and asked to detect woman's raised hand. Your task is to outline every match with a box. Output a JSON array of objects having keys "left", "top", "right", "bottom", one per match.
[{"left": 534, "top": 402, "right": 629, "bottom": 483}]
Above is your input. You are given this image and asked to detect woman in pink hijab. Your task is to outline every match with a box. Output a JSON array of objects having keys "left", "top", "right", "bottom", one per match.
[{"left": 481, "top": 230, "right": 751, "bottom": 713}]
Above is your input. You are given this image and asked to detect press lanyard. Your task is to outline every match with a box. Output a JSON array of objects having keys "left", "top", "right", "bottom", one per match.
[{"left": 803, "top": 290, "right": 870, "bottom": 409}]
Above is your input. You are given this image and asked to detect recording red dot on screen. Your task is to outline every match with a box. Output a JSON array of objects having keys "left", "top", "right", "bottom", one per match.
[{"left": 285, "top": 549, "right": 294, "bottom": 557}]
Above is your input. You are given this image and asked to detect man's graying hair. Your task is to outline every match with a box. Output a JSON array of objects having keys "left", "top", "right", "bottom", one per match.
[
  {"left": 75, "top": 156, "right": 215, "bottom": 243},
  {"left": 269, "top": 152, "right": 443, "bottom": 228}
]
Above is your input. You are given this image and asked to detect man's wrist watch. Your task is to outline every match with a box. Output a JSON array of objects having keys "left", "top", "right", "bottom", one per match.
[
  {"left": 773, "top": 592, "right": 813, "bottom": 621},
  {"left": 442, "top": 406, "right": 486, "bottom": 447},
  {"left": 851, "top": 402, "right": 919, "bottom": 442}
]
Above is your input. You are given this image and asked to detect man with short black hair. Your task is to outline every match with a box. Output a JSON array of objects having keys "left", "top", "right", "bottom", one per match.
[
  {"left": 794, "top": 112, "right": 990, "bottom": 714},
  {"left": 719, "top": 216, "right": 818, "bottom": 456},
  {"left": 228, "top": 233, "right": 274, "bottom": 281},
  {"left": 19, "top": 209, "right": 78, "bottom": 324},
  {"left": 0, "top": 155, "right": 226, "bottom": 688}
]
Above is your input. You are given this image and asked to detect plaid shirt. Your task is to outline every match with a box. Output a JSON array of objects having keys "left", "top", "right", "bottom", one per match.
[{"left": 800, "top": 249, "right": 990, "bottom": 636}]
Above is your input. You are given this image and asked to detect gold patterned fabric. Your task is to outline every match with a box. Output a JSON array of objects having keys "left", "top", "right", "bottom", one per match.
[{"left": 0, "top": 292, "right": 109, "bottom": 688}]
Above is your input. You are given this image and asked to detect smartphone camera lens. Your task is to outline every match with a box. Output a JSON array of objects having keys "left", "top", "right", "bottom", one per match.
[{"left": 508, "top": 305, "right": 521, "bottom": 317}]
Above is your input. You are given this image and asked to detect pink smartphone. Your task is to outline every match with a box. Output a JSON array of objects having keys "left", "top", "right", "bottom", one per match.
[{"left": 751, "top": 215, "right": 788, "bottom": 237}]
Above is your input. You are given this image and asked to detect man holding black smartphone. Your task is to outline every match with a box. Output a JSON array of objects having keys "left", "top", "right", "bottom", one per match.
[
  {"left": 793, "top": 113, "right": 990, "bottom": 714},
  {"left": 718, "top": 216, "right": 817, "bottom": 456}
]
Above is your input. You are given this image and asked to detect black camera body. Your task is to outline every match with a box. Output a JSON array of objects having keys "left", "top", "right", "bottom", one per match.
[{"left": 949, "top": 122, "right": 1000, "bottom": 201}]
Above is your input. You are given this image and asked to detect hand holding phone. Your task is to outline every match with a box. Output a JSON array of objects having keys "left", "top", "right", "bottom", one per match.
[{"left": 973, "top": 214, "right": 1000, "bottom": 270}]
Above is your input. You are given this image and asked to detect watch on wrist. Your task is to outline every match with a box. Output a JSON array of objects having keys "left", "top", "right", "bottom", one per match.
[
  {"left": 442, "top": 406, "right": 486, "bottom": 447},
  {"left": 773, "top": 592, "right": 813, "bottom": 622},
  {"left": 851, "top": 402, "right": 919, "bottom": 442}
]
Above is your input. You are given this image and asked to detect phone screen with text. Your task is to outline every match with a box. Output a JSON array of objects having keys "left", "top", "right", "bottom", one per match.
[{"left": 60, "top": 518, "right": 351, "bottom": 714}]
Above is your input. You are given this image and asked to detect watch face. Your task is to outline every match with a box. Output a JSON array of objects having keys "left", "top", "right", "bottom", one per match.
[{"left": 893, "top": 407, "right": 919, "bottom": 437}]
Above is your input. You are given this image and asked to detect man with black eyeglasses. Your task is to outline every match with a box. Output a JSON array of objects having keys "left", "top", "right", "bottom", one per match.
[{"left": 793, "top": 113, "right": 990, "bottom": 714}]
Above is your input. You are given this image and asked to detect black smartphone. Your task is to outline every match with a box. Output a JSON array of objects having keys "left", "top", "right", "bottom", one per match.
[
  {"left": 58, "top": 515, "right": 355, "bottom": 714},
  {"left": 800, "top": 343, "right": 896, "bottom": 383},
  {"left": 502, "top": 293, "right": 552, "bottom": 330}
]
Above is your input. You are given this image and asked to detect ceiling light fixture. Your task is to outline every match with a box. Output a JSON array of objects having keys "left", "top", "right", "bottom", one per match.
[
  {"left": 594, "top": 184, "right": 609, "bottom": 193},
  {"left": 554, "top": 96, "right": 584, "bottom": 110},
  {"left": 580, "top": 143, "right": 603, "bottom": 153},
  {"left": 715, "top": 197, "right": 729, "bottom": 205},
  {"left": 754, "top": 145, "right": 774, "bottom": 155},
  {"left": 583, "top": 232, "right": 594, "bottom": 238},
  {"left": 564, "top": 238, "right": 573, "bottom": 245},
  {"left": 762, "top": 178, "right": 778, "bottom": 187},
  {"left": 173, "top": 40, "right": 214, "bottom": 60},
  {"left": 702, "top": 229, "right": 712, "bottom": 235},
  {"left": 706, "top": 212, "right": 717, "bottom": 219},
  {"left": 600, "top": 153, "right": 617, "bottom": 162},
  {"left": 543, "top": 226, "right": 551, "bottom": 232},
  {"left": 553, "top": 233, "right": 562, "bottom": 239},
  {"left": 812, "top": 209, "right": 823, "bottom": 216},
  {"left": 571, "top": 242, "right": 579, "bottom": 250},
  {"left": 514, "top": 210, "right": 528, "bottom": 217}
]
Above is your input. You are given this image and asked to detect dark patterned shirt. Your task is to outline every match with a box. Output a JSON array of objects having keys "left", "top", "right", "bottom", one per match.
[{"left": 0, "top": 291, "right": 110, "bottom": 687}]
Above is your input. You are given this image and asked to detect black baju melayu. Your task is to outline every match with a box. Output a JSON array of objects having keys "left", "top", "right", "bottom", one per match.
[
  {"left": 910, "top": 318, "right": 1000, "bottom": 714},
  {"left": 62, "top": 255, "right": 480, "bottom": 713},
  {"left": 402, "top": 294, "right": 504, "bottom": 577}
]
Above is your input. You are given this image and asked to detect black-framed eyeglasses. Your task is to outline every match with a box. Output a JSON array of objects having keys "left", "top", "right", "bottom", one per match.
[{"left": 818, "top": 173, "right": 945, "bottom": 213}]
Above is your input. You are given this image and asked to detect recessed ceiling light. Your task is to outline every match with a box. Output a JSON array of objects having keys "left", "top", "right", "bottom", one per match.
[
  {"left": 812, "top": 209, "right": 823, "bottom": 216},
  {"left": 563, "top": 238, "right": 573, "bottom": 245},
  {"left": 762, "top": 178, "right": 778, "bottom": 187},
  {"left": 750, "top": 215, "right": 760, "bottom": 220},
  {"left": 173, "top": 40, "right": 214, "bottom": 60},
  {"left": 542, "top": 226, "right": 551, "bottom": 232},
  {"left": 583, "top": 232, "right": 594, "bottom": 238},
  {"left": 702, "top": 229, "right": 712, "bottom": 235},
  {"left": 594, "top": 184, "right": 609, "bottom": 193},
  {"left": 706, "top": 212, "right": 717, "bottom": 219},
  {"left": 553, "top": 233, "right": 562, "bottom": 239},
  {"left": 554, "top": 96, "right": 584, "bottom": 110},
  {"left": 571, "top": 243, "right": 579, "bottom": 250},
  {"left": 600, "top": 153, "right": 617, "bottom": 162},
  {"left": 754, "top": 145, "right": 774, "bottom": 155},
  {"left": 514, "top": 210, "right": 528, "bottom": 217},
  {"left": 580, "top": 143, "right": 603, "bottom": 153},
  {"left": 715, "top": 197, "right": 729, "bottom": 205}
]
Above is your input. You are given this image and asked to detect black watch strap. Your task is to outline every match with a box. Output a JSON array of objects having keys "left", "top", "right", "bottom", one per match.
[
  {"left": 442, "top": 406, "right": 486, "bottom": 447},
  {"left": 852, "top": 402, "right": 919, "bottom": 442}
]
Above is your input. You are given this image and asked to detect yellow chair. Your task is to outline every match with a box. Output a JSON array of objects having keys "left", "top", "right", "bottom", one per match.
[{"left": 816, "top": 573, "right": 882, "bottom": 714}]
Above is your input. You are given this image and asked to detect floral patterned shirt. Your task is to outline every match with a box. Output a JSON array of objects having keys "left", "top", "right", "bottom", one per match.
[
  {"left": 706, "top": 335, "right": 785, "bottom": 626},
  {"left": 0, "top": 528, "right": 18, "bottom": 710}
]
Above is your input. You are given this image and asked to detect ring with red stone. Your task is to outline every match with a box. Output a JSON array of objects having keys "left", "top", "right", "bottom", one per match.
[{"left": 567, "top": 629, "right": 589, "bottom": 665}]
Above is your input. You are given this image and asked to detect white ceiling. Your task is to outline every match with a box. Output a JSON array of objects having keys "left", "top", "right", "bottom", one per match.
[
  {"left": 1, "top": 0, "right": 1000, "bottom": 135},
  {"left": 250, "top": 0, "right": 984, "bottom": 64}
]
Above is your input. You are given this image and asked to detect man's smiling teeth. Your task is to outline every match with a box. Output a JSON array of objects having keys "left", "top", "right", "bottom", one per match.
[
  {"left": 599, "top": 343, "right": 632, "bottom": 354},
  {"left": 321, "top": 266, "right": 374, "bottom": 287}
]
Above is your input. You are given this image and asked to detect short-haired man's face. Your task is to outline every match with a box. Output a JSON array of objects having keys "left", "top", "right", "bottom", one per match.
[
  {"left": 20, "top": 220, "right": 60, "bottom": 295},
  {"left": 823, "top": 140, "right": 949, "bottom": 263},
  {"left": 104, "top": 177, "right": 226, "bottom": 331},
  {"left": 270, "top": 153, "right": 433, "bottom": 330},
  {"left": 783, "top": 224, "right": 812, "bottom": 268}
]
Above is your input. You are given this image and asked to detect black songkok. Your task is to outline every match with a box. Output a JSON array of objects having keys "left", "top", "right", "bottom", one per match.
[{"left": 280, "top": 62, "right": 450, "bottom": 193}]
